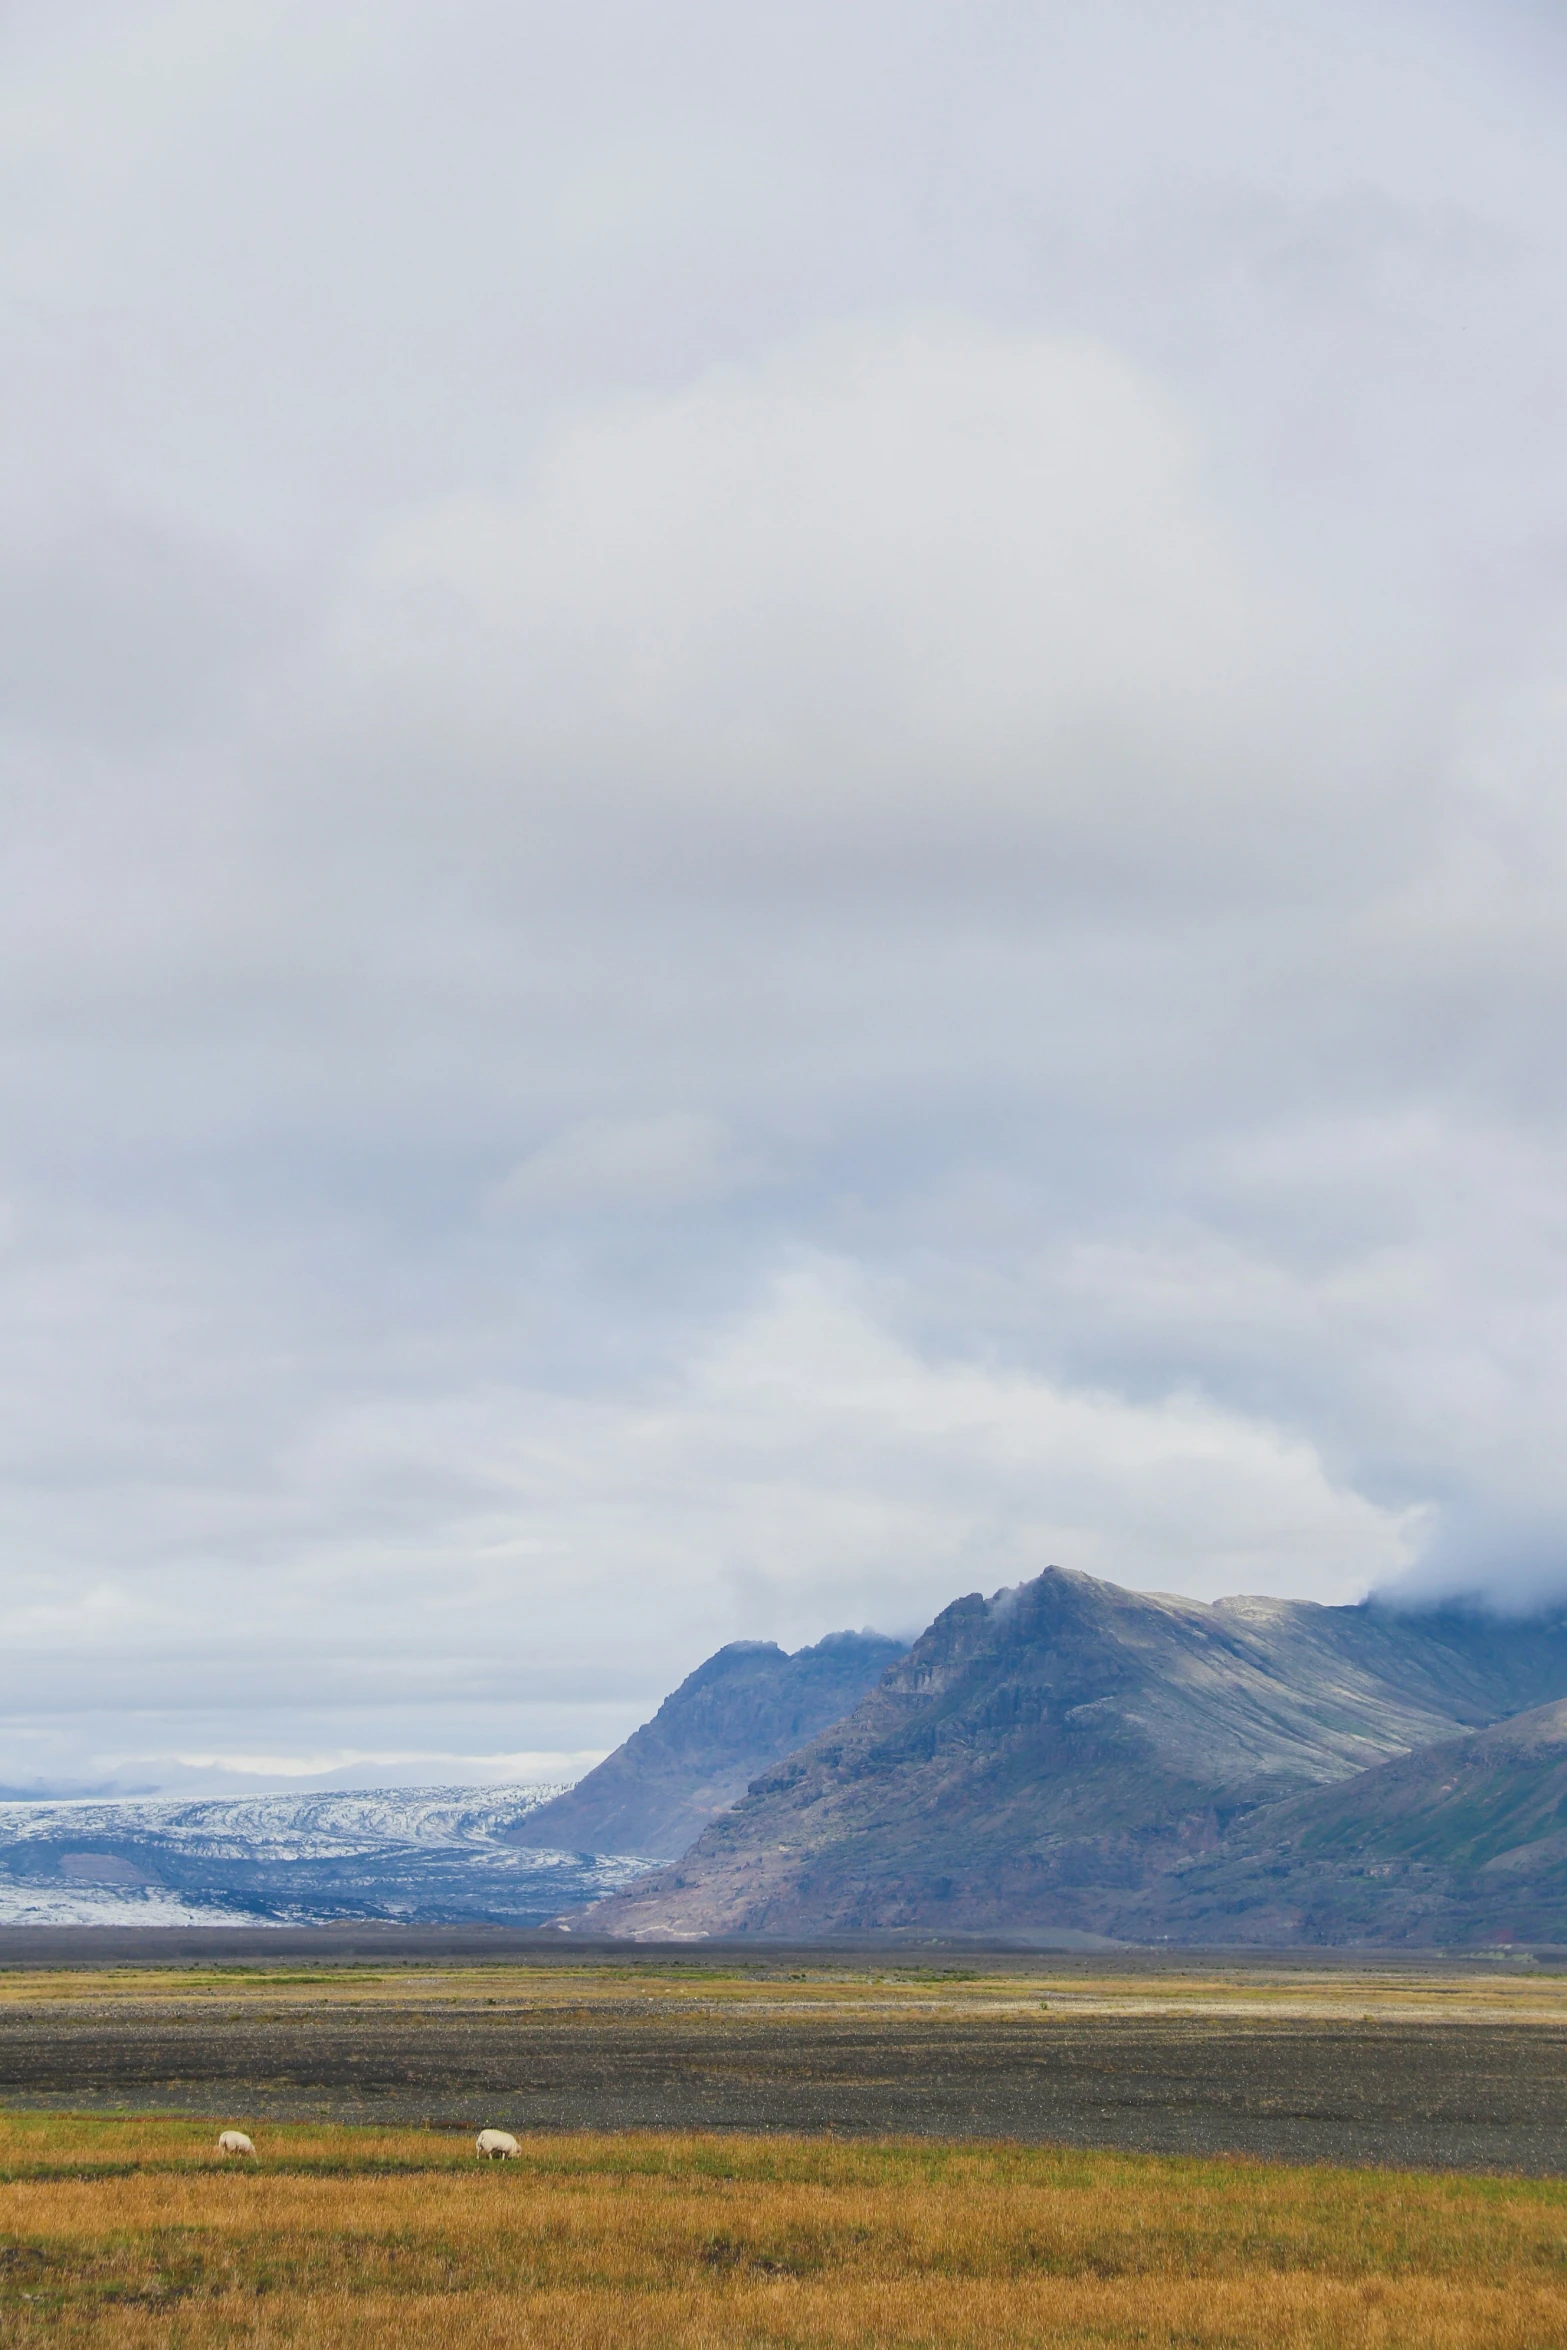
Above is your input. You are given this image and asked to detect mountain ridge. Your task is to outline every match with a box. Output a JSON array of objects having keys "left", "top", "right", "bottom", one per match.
[
  {"left": 523, "top": 1628, "right": 906, "bottom": 1859},
  {"left": 1128, "top": 1694, "right": 1567, "bottom": 1946},
  {"left": 578, "top": 1567, "right": 1567, "bottom": 1940}
]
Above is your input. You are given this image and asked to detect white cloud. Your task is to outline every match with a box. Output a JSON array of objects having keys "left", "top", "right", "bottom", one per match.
[
  {"left": 327, "top": 309, "right": 1382, "bottom": 909},
  {"left": 1, "top": 1, "right": 1566, "bottom": 1786},
  {"left": 490, "top": 1112, "right": 749, "bottom": 1215},
  {"left": 150, "top": 1749, "right": 604, "bottom": 1791},
  {"left": 0, "top": 1259, "right": 1416, "bottom": 1788},
  {"left": 576, "top": 1263, "right": 1418, "bottom": 1629}
]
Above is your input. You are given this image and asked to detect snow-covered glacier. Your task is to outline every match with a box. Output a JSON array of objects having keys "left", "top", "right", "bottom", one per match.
[{"left": 0, "top": 1786, "right": 657, "bottom": 1927}]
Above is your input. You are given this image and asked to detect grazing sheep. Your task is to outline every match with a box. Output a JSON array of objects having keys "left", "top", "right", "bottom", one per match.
[
  {"left": 475, "top": 2128, "right": 520, "bottom": 2160},
  {"left": 217, "top": 2130, "right": 256, "bottom": 2158}
]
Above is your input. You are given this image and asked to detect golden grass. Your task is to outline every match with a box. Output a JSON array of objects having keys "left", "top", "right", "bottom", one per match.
[
  {"left": 0, "top": 2113, "right": 1565, "bottom": 2346},
  {"left": 2, "top": 1954, "right": 1565, "bottom": 2026}
]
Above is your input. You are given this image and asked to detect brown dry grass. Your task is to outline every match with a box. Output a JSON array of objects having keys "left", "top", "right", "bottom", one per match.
[{"left": 0, "top": 2114, "right": 1565, "bottom": 2346}]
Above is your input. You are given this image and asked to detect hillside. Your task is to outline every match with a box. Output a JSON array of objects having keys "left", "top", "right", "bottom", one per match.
[
  {"left": 523, "top": 1629, "right": 906, "bottom": 1859},
  {"left": 1139, "top": 1696, "right": 1567, "bottom": 1946},
  {"left": 580, "top": 1567, "right": 1567, "bottom": 1939}
]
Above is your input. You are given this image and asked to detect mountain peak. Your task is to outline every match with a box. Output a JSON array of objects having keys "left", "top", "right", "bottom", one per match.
[
  {"left": 523, "top": 1626, "right": 906, "bottom": 1860},
  {"left": 580, "top": 1564, "right": 1567, "bottom": 1939}
]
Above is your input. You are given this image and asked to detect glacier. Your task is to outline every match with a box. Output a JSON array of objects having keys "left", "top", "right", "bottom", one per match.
[{"left": 0, "top": 1785, "right": 657, "bottom": 1927}]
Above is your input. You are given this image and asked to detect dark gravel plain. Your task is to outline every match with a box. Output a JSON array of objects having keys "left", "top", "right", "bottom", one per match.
[{"left": 2, "top": 1930, "right": 1566, "bottom": 2174}]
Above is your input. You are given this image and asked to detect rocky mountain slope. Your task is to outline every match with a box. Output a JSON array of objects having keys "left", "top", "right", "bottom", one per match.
[
  {"left": 524, "top": 1630, "right": 906, "bottom": 1859},
  {"left": 0, "top": 1786, "right": 653, "bottom": 1927},
  {"left": 580, "top": 1567, "right": 1567, "bottom": 1940},
  {"left": 1139, "top": 1696, "right": 1567, "bottom": 1947}
]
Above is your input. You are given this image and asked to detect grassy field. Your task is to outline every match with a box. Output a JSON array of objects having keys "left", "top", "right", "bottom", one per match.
[
  {"left": 4, "top": 1954, "right": 1565, "bottom": 2019},
  {"left": 0, "top": 2111, "right": 1565, "bottom": 2347}
]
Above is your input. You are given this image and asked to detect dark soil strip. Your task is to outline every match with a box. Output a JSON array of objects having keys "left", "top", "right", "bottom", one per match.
[{"left": 3, "top": 2001, "right": 1567, "bottom": 2173}]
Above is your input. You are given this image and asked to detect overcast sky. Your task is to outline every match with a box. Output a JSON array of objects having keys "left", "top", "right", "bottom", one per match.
[{"left": 5, "top": 0, "right": 1567, "bottom": 1795}]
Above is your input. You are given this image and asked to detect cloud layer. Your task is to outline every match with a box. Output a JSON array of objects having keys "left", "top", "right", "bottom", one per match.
[{"left": 3, "top": 1, "right": 1567, "bottom": 1787}]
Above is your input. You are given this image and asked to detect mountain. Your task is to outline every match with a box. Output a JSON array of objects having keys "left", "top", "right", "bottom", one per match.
[
  {"left": 524, "top": 1630, "right": 907, "bottom": 1860},
  {"left": 1137, "top": 1696, "right": 1567, "bottom": 1947},
  {"left": 579, "top": 1567, "right": 1567, "bottom": 1940},
  {"left": 0, "top": 1786, "right": 655, "bottom": 1928}
]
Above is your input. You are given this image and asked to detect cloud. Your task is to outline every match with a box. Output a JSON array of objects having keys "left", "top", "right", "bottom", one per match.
[
  {"left": 490, "top": 1113, "right": 751, "bottom": 1216},
  {"left": 2, "top": 1, "right": 1567, "bottom": 1788},
  {"left": 326, "top": 309, "right": 1383, "bottom": 911},
  {"left": 0, "top": 1261, "right": 1416, "bottom": 1789}
]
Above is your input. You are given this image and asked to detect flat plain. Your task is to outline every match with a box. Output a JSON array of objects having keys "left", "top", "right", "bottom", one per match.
[
  {"left": 3, "top": 1946, "right": 1567, "bottom": 2169},
  {"left": 3, "top": 1951, "right": 1567, "bottom": 2343}
]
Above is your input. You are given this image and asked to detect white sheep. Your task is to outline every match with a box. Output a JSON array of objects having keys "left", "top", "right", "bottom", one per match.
[
  {"left": 475, "top": 2129, "right": 520, "bottom": 2160},
  {"left": 217, "top": 2130, "right": 256, "bottom": 2158}
]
